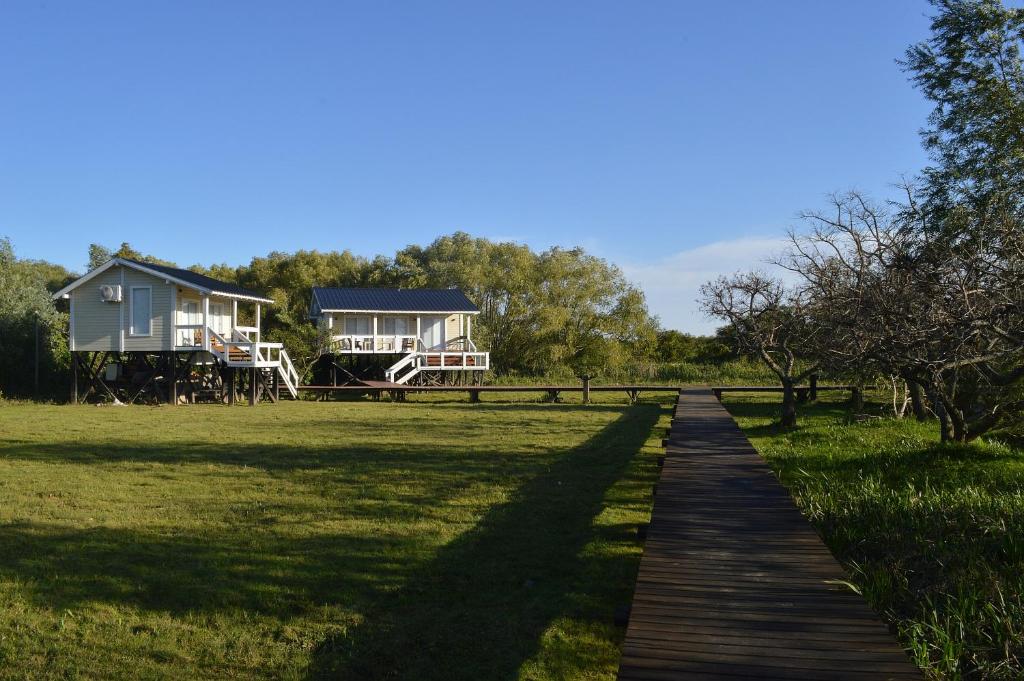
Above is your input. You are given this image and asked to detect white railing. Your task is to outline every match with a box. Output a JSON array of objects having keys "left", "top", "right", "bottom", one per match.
[
  {"left": 385, "top": 352, "right": 421, "bottom": 383},
  {"left": 277, "top": 349, "right": 299, "bottom": 398},
  {"left": 332, "top": 334, "right": 420, "bottom": 353},
  {"left": 422, "top": 351, "right": 489, "bottom": 371},
  {"left": 176, "top": 323, "right": 206, "bottom": 348},
  {"left": 234, "top": 325, "right": 260, "bottom": 342},
  {"left": 386, "top": 350, "right": 490, "bottom": 384}
]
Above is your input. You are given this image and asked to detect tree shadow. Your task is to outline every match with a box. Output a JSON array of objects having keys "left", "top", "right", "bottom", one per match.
[
  {"left": 0, "top": 403, "right": 663, "bottom": 678},
  {"left": 305, "top": 404, "right": 662, "bottom": 680}
]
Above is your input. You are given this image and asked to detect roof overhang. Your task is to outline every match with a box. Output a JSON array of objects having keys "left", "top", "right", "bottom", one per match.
[
  {"left": 316, "top": 308, "right": 480, "bottom": 315},
  {"left": 51, "top": 257, "right": 274, "bottom": 304}
]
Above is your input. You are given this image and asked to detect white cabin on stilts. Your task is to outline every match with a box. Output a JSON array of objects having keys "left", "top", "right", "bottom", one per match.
[
  {"left": 53, "top": 258, "right": 299, "bottom": 404},
  {"left": 309, "top": 287, "right": 489, "bottom": 385}
]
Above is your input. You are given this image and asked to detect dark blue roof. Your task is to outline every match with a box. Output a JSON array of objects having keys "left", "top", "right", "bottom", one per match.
[
  {"left": 123, "top": 259, "right": 272, "bottom": 302},
  {"left": 311, "top": 287, "right": 479, "bottom": 314}
]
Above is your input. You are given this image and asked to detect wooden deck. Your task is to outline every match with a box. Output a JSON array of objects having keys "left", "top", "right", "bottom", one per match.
[{"left": 618, "top": 389, "right": 919, "bottom": 680}]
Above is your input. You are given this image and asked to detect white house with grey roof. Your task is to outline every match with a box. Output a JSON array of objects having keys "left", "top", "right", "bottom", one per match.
[
  {"left": 309, "top": 287, "right": 488, "bottom": 384},
  {"left": 53, "top": 258, "right": 299, "bottom": 403}
]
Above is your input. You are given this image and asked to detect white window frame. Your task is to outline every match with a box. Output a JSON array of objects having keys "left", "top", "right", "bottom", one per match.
[
  {"left": 344, "top": 315, "right": 371, "bottom": 335},
  {"left": 383, "top": 316, "right": 409, "bottom": 335},
  {"left": 129, "top": 286, "right": 153, "bottom": 337}
]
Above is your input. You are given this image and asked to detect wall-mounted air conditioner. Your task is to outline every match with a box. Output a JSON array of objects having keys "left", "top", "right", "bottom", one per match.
[{"left": 99, "top": 284, "right": 122, "bottom": 302}]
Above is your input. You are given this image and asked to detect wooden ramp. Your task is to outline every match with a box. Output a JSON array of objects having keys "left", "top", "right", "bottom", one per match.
[{"left": 618, "top": 389, "right": 919, "bottom": 680}]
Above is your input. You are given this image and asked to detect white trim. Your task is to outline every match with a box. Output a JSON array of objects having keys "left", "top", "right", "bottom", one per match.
[
  {"left": 69, "top": 292, "right": 76, "bottom": 351},
  {"left": 128, "top": 285, "right": 153, "bottom": 337},
  {"left": 51, "top": 259, "right": 120, "bottom": 300},
  {"left": 343, "top": 315, "right": 372, "bottom": 335},
  {"left": 51, "top": 257, "right": 274, "bottom": 304},
  {"left": 382, "top": 315, "right": 411, "bottom": 335},
  {"left": 119, "top": 267, "right": 125, "bottom": 351},
  {"left": 202, "top": 295, "right": 210, "bottom": 351},
  {"left": 317, "top": 308, "right": 480, "bottom": 315},
  {"left": 170, "top": 284, "right": 177, "bottom": 347}
]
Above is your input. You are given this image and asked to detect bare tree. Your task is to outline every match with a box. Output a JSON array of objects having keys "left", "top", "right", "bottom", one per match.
[
  {"left": 700, "top": 272, "right": 821, "bottom": 427},
  {"left": 782, "top": 191, "right": 1024, "bottom": 442}
]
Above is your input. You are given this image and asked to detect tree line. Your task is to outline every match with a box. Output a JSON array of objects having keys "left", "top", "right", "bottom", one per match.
[
  {"left": 1, "top": 233, "right": 708, "bottom": 397},
  {"left": 701, "top": 0, "right": 1024, "bottom": 443}
]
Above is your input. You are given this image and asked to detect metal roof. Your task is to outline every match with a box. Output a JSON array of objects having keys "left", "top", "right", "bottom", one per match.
[
  {"left": 311, "top": 287, "right": 479, "bottom": 313},
  {"left": 121, "top": 259, "right": 273, "bottom": 302}
]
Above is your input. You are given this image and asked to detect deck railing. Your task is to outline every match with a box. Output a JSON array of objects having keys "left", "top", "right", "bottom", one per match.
[{"left": 331, "top": 334, "right": 421, "bottom": 353}]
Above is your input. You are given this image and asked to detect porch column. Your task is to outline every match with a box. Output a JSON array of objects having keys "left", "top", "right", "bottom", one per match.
[
  {"left": 416, "top": 317, "right": 421, "bottom": 349},
  {"left": 232, "top": 300, "right": 238, "bottom": 332},
  {"left": 202, "top": 296, "right": 210, "bottom": 351},
  {"left": 372, "top": 315, "right": 378, "bottom": 353},
  {"left": 466, "top": 315, "right": 471, "bottom": 342},
  {"left": 255, "top": 303, "right": 261, "bottom": 342}
]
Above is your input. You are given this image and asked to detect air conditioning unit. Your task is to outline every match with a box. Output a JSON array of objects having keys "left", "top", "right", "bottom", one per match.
[{"left": 99, "top": 284, "right": 122, "bottom": 302}]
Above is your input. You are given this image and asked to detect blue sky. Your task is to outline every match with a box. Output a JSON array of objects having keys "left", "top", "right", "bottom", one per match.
[{"left": 1, "top": 1, "right": 935, "bottom": 332}]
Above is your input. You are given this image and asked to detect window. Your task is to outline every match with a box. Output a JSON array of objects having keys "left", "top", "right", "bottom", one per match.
[
  {"left": 383, "top": 316, "right": 409, "bottom": 335},
  {"left": 344, "top": 316, "right": 370, "bottom": 335},
  {"left": 130, "top": 287, "right": 152, "bottom": 336}
]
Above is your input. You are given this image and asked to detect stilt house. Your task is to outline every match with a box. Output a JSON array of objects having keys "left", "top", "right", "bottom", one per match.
[
  {"left": 52, "top": 258, "right": 299, "bottom": 404},
  {"left": 308, "top": 287, "right": 488, "bottom": 385}
]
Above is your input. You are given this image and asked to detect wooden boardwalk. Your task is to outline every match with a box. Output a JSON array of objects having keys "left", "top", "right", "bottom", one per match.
[{"left": 618, "top": 389, "right": 919, "bottom": 680}]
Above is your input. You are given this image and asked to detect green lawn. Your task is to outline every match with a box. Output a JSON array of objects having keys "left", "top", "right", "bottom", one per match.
[
  {"left": 0, "top": 394, "right": 668, "bottom": 680},
  {"left": 723, "top": 393, "right": 1024, "bottom": 681}
]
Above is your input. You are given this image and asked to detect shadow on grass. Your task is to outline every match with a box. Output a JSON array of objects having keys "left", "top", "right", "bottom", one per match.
[
  {"left": 0, "top": 403, "right": 662, "bottom": 679},
  {"left": 305, "top": 404, "right": 662, "bottom": 681}
]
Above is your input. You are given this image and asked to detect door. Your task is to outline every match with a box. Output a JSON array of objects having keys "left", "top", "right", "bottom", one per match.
[
  {"left": 178, "top": 300, "right": 200, "bottom": 346},
  {"left": 420, "top": 316, "right": 445, "bottom": 350},
  {"left": 209, "top": 302, "right": 230, "bottom": 336}
]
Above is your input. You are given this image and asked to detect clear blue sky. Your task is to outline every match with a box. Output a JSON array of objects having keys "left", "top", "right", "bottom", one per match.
[{"left": 1, "top": 1, "right": 936, "bottom": 332}]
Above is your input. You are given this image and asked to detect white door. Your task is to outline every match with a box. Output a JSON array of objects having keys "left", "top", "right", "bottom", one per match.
[
  {"left": 420, "top": 316, "right": 445, "bottom": 350},
  {"left": 178, "top": 300, "right": 200, "bottom": 346},
  {"left": 209, "top": 302, "right": 230, "bottom": 336}
]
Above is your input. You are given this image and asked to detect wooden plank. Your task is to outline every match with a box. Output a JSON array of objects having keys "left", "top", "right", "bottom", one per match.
[
  {"left": 617, "top": 389, "right": 919, "bottom": 680},
  {"left": 298, "top": 384, "right": 683, "bottom": 393}
]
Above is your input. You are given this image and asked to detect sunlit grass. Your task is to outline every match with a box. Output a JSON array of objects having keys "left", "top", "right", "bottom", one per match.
[
  {"left": 724, "top": 393, "right": 1024, "bottom": 681},
  {"left": 0, "top": 396, "right": 668, "bottom": 680}
]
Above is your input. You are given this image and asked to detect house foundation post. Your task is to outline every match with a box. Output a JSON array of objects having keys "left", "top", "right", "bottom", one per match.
[
  {"left": 227, "top": 368, "right": 236, "bottom": 405},
  {"left": 169, "top": 352, "right": 177, "bottom": 406},
  {"left": 248, "top": 367, "right": 257, "bottom": 406},
  {"left": 70, "top": 353, "right": 79, "bottom": 404}
]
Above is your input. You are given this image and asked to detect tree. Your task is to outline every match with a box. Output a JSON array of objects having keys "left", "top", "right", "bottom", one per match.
[
  {"left": 87, "top": 242, "right": 177, "bottom": 269},
  {"left": 0, "top": 238, "right": 69, "bottom": 398},
  {"left": 699, "top": 272, "right": 821, "bottom": 427},
  {"left": 392, "top": 233, "right": 658, "bottom": 376},
  {"left": 902, "top": 0, "right": 1024, "bottom": 212},
  {"left": 783, "top": 191, "right": 1024, "bottom": 442}
]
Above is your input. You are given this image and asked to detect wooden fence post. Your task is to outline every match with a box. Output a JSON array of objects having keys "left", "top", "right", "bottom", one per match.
[
  {"left": 809, "top": 374, "right": 818, "bottom": 402},
  {"left": 582, "top": 375, "right": 591, "bottom": 405}
]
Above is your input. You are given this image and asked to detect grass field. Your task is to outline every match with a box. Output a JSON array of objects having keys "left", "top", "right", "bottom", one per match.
[
  {"left": 723, "top": 394, "right": 1024, "bottom": 681},
  {"left": 0, "top": 393, "right": 668, "bottom": 680}
]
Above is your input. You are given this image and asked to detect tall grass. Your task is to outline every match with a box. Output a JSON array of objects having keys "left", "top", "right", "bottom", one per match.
[
  {"left": 725, "top": 394, "right": 1024, "bottom": 680},
  {"left": 490, "top": 359, "right": 776, "bottom": 386}
]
